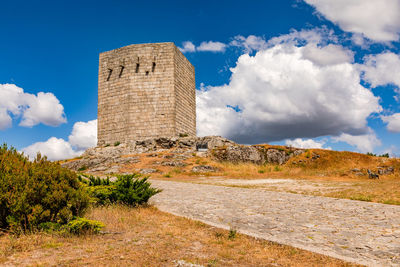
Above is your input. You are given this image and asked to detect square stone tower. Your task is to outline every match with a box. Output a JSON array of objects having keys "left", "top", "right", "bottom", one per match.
[{"left": 97, "top": 42, "right": 196, "bottom": 146}]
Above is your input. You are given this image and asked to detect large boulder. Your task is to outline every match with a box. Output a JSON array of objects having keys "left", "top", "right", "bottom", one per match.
[{"left": 212, "top": 145, "right": 265, "bottom": 164}]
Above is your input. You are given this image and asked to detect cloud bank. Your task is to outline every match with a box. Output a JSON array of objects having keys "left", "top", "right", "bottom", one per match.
[
  {"left": 197, "top": 36, "right": 381, "bottom": 144},
  {"left": 22, "top": 119, "right": 97, "bottom": 161},
  {"left": 0, "top": 84, "right": 66, "bottom": 130}
]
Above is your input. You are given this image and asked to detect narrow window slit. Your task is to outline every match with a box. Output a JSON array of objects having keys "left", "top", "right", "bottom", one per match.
[
  {"left": 119, "top": 65, "right": 125, "bottom": 78},
  {"left": 152, "top": 62, "right": 156, "bottom": 72},
  {"left": 106, "top": 69, "right": 113, "bottom": 81},
  {"left": 145, "top": 71, "right": 149, "bottom": 76},
  {"left": 135, "top": 63, "right": 140, "bottom": 73}
]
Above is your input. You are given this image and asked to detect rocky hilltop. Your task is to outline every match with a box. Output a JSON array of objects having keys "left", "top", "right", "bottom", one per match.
[{"left": 62, "top": 136, "right": 304, "bottom": 174}]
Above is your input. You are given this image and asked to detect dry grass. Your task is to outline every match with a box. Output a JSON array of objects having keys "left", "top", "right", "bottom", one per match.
[
  {"left": 0, "top": 205, "right": 358, "bottom": 266},
  {"left": 87, "top": 146, "right": 400, "bottom": 205}
]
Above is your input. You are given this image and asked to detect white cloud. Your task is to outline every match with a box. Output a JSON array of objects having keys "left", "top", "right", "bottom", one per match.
[
  {"left": 178, "top": 41, "right": 196, "bottom": 53},
  {"left": 302, "top": 44, "right": 354, "bottom": 66},
  {"left": 333, "top": 130, "right": 381, "bottom": 153},
  {"left": 304, "top": 0, "right": 400, "bottom": 42},
  {"left": 179, "top": 41, "right": 227, "bottom": 53},
  {"left": 230, "top": 35, "right": 268, "bottom": 53},
  {"left": 381, "top": 113, "right": 400, "bottom": 133},
  {"left": 197, "top": 40, "right": 382, "bottom": 144},
  {"left": 22, "top": 137, "right": 81, "bottom": 161},
  {"left": 68, "top": 119, "right": 97, "bottom": 150},
  {"left": 285, "top": 138, "right": 331, "bottom": 149},
  {"left": 197, "top": 41, "right": 227, "bottom": 52},
  {"left": 268, "top": 27, "right": 338, "bottom": 47},
  {"left": 359, "top": 52, "right": 400, "bottom": 88},
  {"left": 21, "top": 119, "right": 97, "bottom": 161},
  {"left": 0, "top": 84, "right": 66, "bottom": 130}
]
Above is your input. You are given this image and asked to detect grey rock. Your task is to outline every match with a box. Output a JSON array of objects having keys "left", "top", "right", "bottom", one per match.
[
  {"left": 161, "top": 161, "right": 187, "bottom": 167},
  {"left": 192, "top": 165, "right": 219, "bottom": 173},
  {"left": 266, "top": 149, "right": 289, "bottom": 165},
  {"left": 377, "top": 166, "right": 394, "bottom": 175},
  {"left": 213, "top": 145, "right": 265, "bottom": 164},
  {"left": 139, "top": 168, "right": 158, "bottom": 174}
]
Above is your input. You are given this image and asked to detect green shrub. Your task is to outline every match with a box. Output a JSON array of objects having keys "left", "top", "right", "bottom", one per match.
[
  {"left": 64, "top": 217, "right": 104, "bottom": 235},
  {"left": 0, "top": 144, "right": 89, "bottom": 233},
  {"left": 86, "top": 185, "right": 116, "bottom": 205},
  {"left": 114, "top": 174, "right": 162, "bottom": 206},
  {"left": 86, "top": 174, "right": 161, "bottom": 206},
  {"left": 228, "top": 228, "right": 237, "bottom": 240},
  {"left": 114, "top": 141, "right": 121, "bottom": 147}
]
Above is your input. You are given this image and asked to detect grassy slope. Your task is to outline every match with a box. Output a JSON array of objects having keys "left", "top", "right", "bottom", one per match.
[
  {"left": 0, "top": 205, "right": 358, "bottom": 267},
  {"left": 116, "top": 146, "right": 400, "bottom": 205}
]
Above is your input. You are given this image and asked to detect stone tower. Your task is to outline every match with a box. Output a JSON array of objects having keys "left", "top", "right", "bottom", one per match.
[{"left": 97, "top": 42, "right": 196, "bottom": 146}]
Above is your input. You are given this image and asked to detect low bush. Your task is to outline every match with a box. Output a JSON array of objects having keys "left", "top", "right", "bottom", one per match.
[
  {"left": 85, "top": 174, "right": 162, "bottom": 206},
  {"left": 0, "top": 144, "right": 89, "bottom": 233},
  {"left": 64, "top": 217, "right": 104, "bottom": 235}
]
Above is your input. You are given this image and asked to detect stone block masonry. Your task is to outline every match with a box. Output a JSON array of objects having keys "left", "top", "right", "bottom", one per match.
[{"left": 97, "top": 42, "right": 196, "bottom": 146}]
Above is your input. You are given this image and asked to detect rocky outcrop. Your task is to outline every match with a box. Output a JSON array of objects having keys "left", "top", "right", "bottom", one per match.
[
  {"left": 62, "top": 136, "right": 235, "bottom": 172},
  {"left": 61, "top": 136, "right": 304, "bottom": 173},
  {"left": 212, "top": 146, "right": 304, "bottom": 165}
]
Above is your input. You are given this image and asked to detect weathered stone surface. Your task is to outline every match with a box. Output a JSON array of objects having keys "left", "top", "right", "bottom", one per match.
[
  {"left": 192, "top": 165, "right": 219, "bottom": 173},
  {"left": 265, "top": 149, "right": 289, "bottom": 165},
  {"left": 139, "top": 168, "right": 158, "bottom": 174},
  {"left": 377, "top": 166, "right": 394, "bottom": 175},
  {"left": 161, "top": 161, "right": 187, "bottom": 167},
  {"left": 212, "top": 145, "right": 265, "bottom": 164},
  {"left": 151, "top": 180, "right": 400, "bottom": 267}
]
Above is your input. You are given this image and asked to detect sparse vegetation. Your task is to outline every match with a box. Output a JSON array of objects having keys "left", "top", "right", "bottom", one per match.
[
  {"left": 114, "top": 141, "right": 121, "bottom": 147},
  {"left": 0, "top": 205, "right": 355, "bottom": 266}
]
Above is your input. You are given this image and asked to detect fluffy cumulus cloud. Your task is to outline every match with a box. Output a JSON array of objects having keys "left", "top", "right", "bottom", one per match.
[
  {"left": 22, "top": 137, "right": 80, "bottom": 161},
  {"left": 0, "top": 83, "right": 66, "bottom": 130},
  {"left": 359, "top": 52, "right": 400, "bottom": 88},
  {"left": 285, "top": 138, "right": 331, "bottom": 149},
  {"left": 197, "top": 41, "right": 227, "bottom": 52},
  {"left": 68, "top": 119, "right": 97, "bottom": 150},
  {"left": 304, "top": 0, "right": 400, "bottom": 42},
  {"left": 197, "top": 39, "right": 382, "bottom": 144},
  {"left": 382, "top": 113, "right": 400, "bottom": 133},
  {"left": 22, "top": 119, "right": 97, "bottom": 161},
  {"left": 333, "top": 130, "right": 381, "bottom": 153}
]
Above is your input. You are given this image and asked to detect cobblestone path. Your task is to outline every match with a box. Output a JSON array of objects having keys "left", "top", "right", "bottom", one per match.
[{"left": 150, "top": 180, "right": 400, "bottom": 267}]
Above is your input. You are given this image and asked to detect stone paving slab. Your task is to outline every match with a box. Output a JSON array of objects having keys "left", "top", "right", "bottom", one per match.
[{"left": 150, "top": 180, "right": 400, "bottom": 267}]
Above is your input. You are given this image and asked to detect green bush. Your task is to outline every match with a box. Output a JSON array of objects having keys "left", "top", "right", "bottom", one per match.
[
  {"left": 64, "top": 217, "right": 104, "bottom": 235},
  {"left": 114, "top": 174, "right": 162, "bottom": 206},
  {"left": 86, "top": 185, "right": 116, "bottom": 205},
  {"left": 0, "top": 144, "right": 89, "bottom": 233},
  {"left": 86, "top": 174, "right": 161, "bottom": 206}
]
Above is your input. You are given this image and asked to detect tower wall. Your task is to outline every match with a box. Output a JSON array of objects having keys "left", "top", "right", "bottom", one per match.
[{"left": 97, "top": 42, "right": 195, "bottom": 145}]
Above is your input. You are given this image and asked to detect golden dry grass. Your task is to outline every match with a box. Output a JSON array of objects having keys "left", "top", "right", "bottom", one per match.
[
  {"left": 0, "top": 205, "right": 358, "bottom": 266},
  {"left": 115, "top": 147, "right": 400, "bottom": 206}
]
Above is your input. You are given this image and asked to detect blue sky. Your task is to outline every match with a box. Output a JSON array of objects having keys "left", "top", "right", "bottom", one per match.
[{"left": 1, "top": 0, "right": 400, "bottom": 160}]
